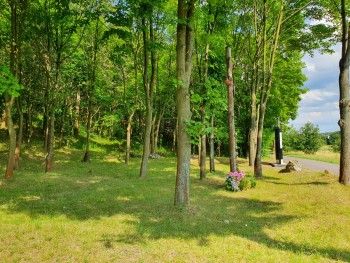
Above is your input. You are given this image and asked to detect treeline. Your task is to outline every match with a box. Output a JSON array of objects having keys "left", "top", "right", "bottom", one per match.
[{"left": 0, "top": 0, "right": 338, "bottom": 180}]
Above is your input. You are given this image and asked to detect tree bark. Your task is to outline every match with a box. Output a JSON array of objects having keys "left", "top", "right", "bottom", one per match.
[
  {"left": 74, "top": 86, "right": 81, "bottom": 138},
  {"left": 125, "top": 110, "right": 135, "bottom": 165},
  {"left": 84, "top": 17, "right": 99, "bottom": 162},
  {"left": 249, "top": 68, "right": 258, "bottom": 166},
  {"left": 15, "top": 97, "right": 23, "bottom": 169},
  {"left": 4, "top": 94, "right": 16, "bottom": 179},
  {"left": 199, "top": 106, "right": 206, "bottom": 179},
  {"left": 45, "top": 110, "right": 55, "bottom": 173},
  {"left": 139, "top": 17, "right": 155, "bottom": 178},
  {"left": 254, "top": 1, "right": 283, "bottom": 178},
  {"left": 174, "top": 0, "right": 195, "bottom": 206},
  {"left": 338, "top": 0, "right": 350, "bottom": 185},
  {"left": 209, "top": 114, "right": 215, "bottom": 172},
  {"left": 225, "top": 46, "right": 237, "bottom": 172}
]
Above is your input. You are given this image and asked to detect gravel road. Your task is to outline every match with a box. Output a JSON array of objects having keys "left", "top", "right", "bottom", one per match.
[{"left": 283, "top": 156, "right": 339, "bottom": 175}]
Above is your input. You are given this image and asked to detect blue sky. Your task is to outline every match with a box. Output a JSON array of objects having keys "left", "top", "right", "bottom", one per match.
[{"left": 289, "top": 44, "right": 341, "bottom": 133}]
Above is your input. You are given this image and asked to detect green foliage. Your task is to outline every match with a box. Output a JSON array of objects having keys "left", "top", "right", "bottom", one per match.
[
  {"left": 285, "top": 122, "right": 324, "bottom": 154},
  {"left": 299, "top": 122, "right": 324, "bottom": 154},
  {"left": 0, "top": 66, "right": 23, "bottom": 96},
  {"left": 328, "top": 131, "right": 341, "bottom": 152},
  {"left": 239, "top": 175, "right": 256, "bottom": 191},
  {"left": 283, "top": 126, "right": 301, "bottom": 152}
]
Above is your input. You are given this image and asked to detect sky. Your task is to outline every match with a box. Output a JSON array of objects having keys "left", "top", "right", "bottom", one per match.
[{"left": 289, "top": 44, "right": 341, "bottom": 133}]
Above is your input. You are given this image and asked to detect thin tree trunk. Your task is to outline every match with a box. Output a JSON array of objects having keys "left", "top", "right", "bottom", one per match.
[
  {"left": 154, "top": 109, "right": 164, "bottom": 154},
  {"left": 209, "top": 114, "right": 215, "bottom": 172},
  {"left": 254, "top": 1, "right": 283, "bottom": 178},
  {"left": 4, "top": 94, "right": 16, "bottom": 179},
  {"left": 15, "top": 97, "right": 23, "bottom": 169},
  {"left": 74, "top": 86, "right": 80, "bottom": 137},
  {"left": 84, "top": 17, "right": 99, "bottom": 162},
  {"left": 151, "top": 112, "right": 157, "bottom": 155},
  {"left": 224, "top": 46, "right": 237, "bottom": 172},
  {"left": 83, "top": 110, "right": 92, "bottom": 162},
  {"left": 125, "top": 111, "right": 135, "bottom": 165},
  {"left": 45, "top": 110, "right": 55, "bottom": 173},
  {"left": 199, "top": 4, "right": 218, "bottom": 179},
  {"left": 173, "top": 119, "right": 178, "bottom": 152},
  {"left": 139, "top": 17, "right": 155, "bottom": 178},
  {"left": 199, "top": 106, "right": 206, "bottom": 179},
  {"left": 5, "top": 0, "right": 18, "bottom": 178},
  {"left": 27, "top": 99, "right": 33, "bottom": 146},
  {"left": 338, "top": 0, "right": 350, "bottom": 185},
  {"left": 44, "top": 76, "right": 50, "bottom": 150},
  {"left": 249, "top": 78, "right": 258, "bottom": 166},
  {"left": 174, "top": 0, "right": 195, "bottom": 206}
]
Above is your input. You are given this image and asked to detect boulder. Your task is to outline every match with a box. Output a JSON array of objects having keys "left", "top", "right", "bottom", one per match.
[{"left": 285, "top": 160, "right": 302, "bottom": 172}]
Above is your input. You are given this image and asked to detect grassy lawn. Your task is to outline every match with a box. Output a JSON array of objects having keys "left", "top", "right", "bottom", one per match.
[
  {"left": 1, "top": 142, "right": 350, "bottom": 262},
  {"left": 285, "top": 145, "right": 340, "bottom": 164}
]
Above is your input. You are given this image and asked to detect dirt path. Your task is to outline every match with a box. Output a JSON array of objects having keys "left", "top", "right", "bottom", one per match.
[{"left": 283, "top": 156, "right": 339, "bottom": 175}]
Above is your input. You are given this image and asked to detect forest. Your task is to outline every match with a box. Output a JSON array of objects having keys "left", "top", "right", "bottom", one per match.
[{"left": 1, "top": 0, "right": 349, "bottom": 203}]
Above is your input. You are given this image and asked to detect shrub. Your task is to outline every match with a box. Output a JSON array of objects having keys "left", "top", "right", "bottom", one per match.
[{"left": 225, "top": 171, "right": 256, "bottom": 192}]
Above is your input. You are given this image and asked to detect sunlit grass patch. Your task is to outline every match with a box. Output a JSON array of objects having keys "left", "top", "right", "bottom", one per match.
[
  {"left": 286, "top": 145, "right": 340, "bottom": 164},
  {"left": 0, "top": 142, "right": 350, "bottom": 262}
]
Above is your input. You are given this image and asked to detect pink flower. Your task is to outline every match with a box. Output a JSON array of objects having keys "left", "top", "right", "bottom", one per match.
[{"left": 227, "top": 170, "right": 245, "bottom": 181}]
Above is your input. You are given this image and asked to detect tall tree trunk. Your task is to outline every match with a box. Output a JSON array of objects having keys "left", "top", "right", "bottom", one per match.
[
  {"left": 4, "top": 94, "right": 16, "bottom": 179},
  {"left": 338, "top": 0, "right": 350, "bottom": 185},
  {"left": 150, "top": 112, "right": 157, "bottom": 155},
  {"left": 84, "top": 17, "right": 99, "bottom": 162},
  {"left": 249, "top": 70, "right": 258, "bottom": 166},
  {"left": 199, "top": 106, "right": 206, "bottom": 179},
  {"left": 209, "top": 114, "right": 215, "bottom": 172},
  {"left": 224, "top": 46, "right": 237, "bottom": 172},
  {"left": 43, "top": 71, "right": 50, "bottom": 150},
  {"left": 125, "top": 110, "right": 135, "bottom": 165},
  {"left": 139, "top": 17, "right": 155, "bottom": 178},
  {"left": 27, "top": 99, "right": 33, "bottom": 146},
  {"left": 5, "top": 0, "right": 18, "bottom": 178},
  {"left": 83, "top": 110, "right": 92, "bottom": 162},
  {"left": 254, "top": 1, "right": 283, "bottom": 178},
  {"left": 14, "top": 0, "right": 27, "bottom": 167},
  {"left": 174, "top": 0, "right": 195, "bottom": 206},
  {"left": 74, "top": 86, "right": 80, "bottom": 138},
  {"left": 173, "top": 119, "right": 178, "bottom": 152},
  {"left": 199, "top": 4, "right": 218, "bottom": 178},
  {"left": 45, "top": 110, "right": 55, "bottom": 173},
  {"left": 15, "top": 97, "right": 23, "bottom": 169},
  {"left": 154, "top": 109, "right": 164, "bottom": 155}
]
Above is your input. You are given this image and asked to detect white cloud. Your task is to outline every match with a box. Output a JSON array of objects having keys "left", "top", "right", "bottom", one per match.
[
  {"left": 301, "top": 89, "right": 337, "bottom": 101},
  {"left": 289, "top": 44, "right": 342, "bottom": 133}
]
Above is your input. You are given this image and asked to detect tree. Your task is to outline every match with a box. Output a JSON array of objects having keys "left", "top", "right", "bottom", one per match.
[
  {"left": 1, "top": 66, "right": 22, "bottom": 179},
  {"left": 298, "top": 122, "right": 323, "bottom": 154},
  {"left": 2, "top": 0, "right": 28, "bottom": 178},
  {"left": 174, "top": 0, "right": 196, "bottom": 206},
  {"left": 139, "top": 10, "right": 156, "bottom": 178},
  {"left": 328, "top": 131, "right": 340, "bottom": 152},
  {"left": 224, "top": 46, "right": 237, "bottom": 172},
  {"left": 338, "top": 0, "right": 350, "bottom": 185}
]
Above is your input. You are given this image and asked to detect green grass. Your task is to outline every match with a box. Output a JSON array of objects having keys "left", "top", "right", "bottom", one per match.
[
  {"left": 0, "top": 142, "right": 350, "bottom": 262},
  {"left": 285, "top": 145, "right": 340, "bottom": 164}
]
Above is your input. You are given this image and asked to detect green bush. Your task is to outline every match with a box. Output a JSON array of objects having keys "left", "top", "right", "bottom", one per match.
[
  {"left": 239, "top": 175, "right": 257, "bottom": 191},
  {"left": 284, "top": 122, "right": 323, "bottom": 154},
  {"left": 298, "top": 122, "right": 323, "bottom": 154},
  {"left": 328, "top": 131, "right": 341, "bottom": 152}
]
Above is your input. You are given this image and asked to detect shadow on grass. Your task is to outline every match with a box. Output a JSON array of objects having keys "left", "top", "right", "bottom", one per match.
[
  {"left": 0, "top": 148, "right": 349, "bottom": 261},
  {"left": 265, "top": 181, "right": 330, "bottom": 186}
]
